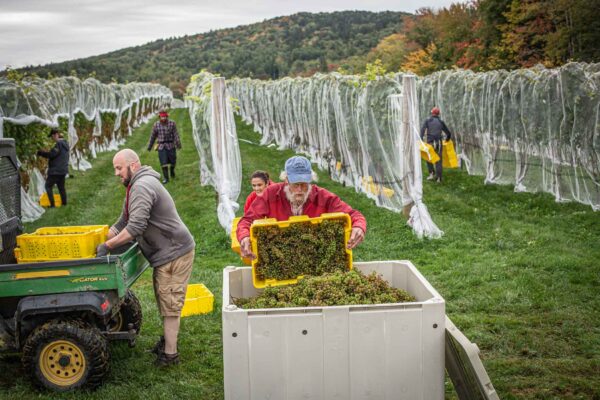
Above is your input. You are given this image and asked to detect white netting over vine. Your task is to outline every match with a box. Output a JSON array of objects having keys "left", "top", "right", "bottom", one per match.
[
  {"left": 0, "top": 76, "right": 173, "bottom": 221},
  {"left": 229, "top": 73, "right": 442, "bottom": 238},
  {"left": 0, "top": 77, "right": 172, "bottom": 142},
  {"left": 170, "top": 98, "right": 187, "bottom": 109},
  {"left": 415, "top": 62, "right": 600, "bottom": 210},
  {"left": 185, "top": 72, "right": 242, "bottom": 233}
]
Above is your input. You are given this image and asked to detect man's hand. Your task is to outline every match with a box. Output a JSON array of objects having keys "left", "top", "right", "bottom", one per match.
[
  {"left": 240, "top": 237, "right": 256, "bottom": 260},
  {"left": 96, "top": 243, "right": 109, "bottom": 257},
  {"left": 347, "top": 227, "right": 365, "bottom": 249}
]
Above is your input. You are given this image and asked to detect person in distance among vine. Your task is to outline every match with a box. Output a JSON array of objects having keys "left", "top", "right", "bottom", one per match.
[
  {"left": 37, "top": 128, "right": 70, "bottom": 207},
  {"left": 147, "top": 110, "right": 181, "bottom": 184},
  {"left": 420, "top": 107, "right": 452, "bottom": 183}
]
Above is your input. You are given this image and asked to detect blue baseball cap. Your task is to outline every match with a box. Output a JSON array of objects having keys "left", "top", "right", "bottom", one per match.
[{"left": 285, "top": 156, "right": 313, "bottom": 183}]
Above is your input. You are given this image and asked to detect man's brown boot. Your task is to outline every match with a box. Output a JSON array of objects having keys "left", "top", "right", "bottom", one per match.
[
  {"left": 150, "top": 336, "right": 165, "bottom": 355},
  {"left": 154, "top": 352, "right": 180, "bottom": 367}
]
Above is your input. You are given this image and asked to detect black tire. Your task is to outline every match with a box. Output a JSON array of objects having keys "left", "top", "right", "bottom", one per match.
[
  {"left": 108, "top": 289, "right": 143, "bottom": 334},
  {"left": 22, "top": 319, "right": 109, "bottom": 391}
]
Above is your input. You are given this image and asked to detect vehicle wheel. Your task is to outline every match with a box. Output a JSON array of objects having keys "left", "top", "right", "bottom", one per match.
[
  {"left": 108, "top": 289, "right": 143, "bottom": 334},
  {"left": 22, "top": 319, "right": 109, "bottom": 391}
]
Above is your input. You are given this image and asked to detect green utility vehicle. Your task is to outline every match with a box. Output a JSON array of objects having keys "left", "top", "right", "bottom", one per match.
[{"left": 0, "top": 138, "right": 149, "bottom": 391}]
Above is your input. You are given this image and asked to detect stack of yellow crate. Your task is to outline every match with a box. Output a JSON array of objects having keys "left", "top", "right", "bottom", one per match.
[{"left": 14, "top": 225, "right": 109, "bottom": 263}]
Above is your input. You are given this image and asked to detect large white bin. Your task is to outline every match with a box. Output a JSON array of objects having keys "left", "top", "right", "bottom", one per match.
[{"left": 222, "top": 260, "right": 445, "bottom": 400}]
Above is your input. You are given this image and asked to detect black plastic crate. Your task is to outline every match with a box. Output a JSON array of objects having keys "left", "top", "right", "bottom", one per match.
[
  {"left": 0, "top": 138, "right": 20, "bottom": 225},
  {"left": 0, "top": 139, "right": 21, "bottom": 264},
  {"left": 0, "top": 217, "right": 22, "bottom": 264}
]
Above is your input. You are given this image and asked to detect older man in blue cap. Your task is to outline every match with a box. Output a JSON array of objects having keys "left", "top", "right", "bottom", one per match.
[{"left": 237, "top": 155, "right": 366, "bottom": 259}]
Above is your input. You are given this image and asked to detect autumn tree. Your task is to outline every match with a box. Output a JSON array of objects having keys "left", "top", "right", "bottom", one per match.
[
  {"left": 495, "top": 0, "right": 555, "bottom": 68},
  {"left": 367, "top": 33, "right": 410, "bottom": 72},
  {"left": 401, "top": 43, "right": 438, "bottom": 75},
  {"left": 402, "top": 9, "right": 437, "bottom": 49},
  {"left": 545, "top": 0, "right": 600, "bottom": 64}
]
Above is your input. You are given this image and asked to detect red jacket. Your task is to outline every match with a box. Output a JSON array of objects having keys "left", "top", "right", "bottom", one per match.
[
  {"left": 237, "top": 182, "right": 366, "bottom": 241},
  {"left": 243, "top": 180, "right": 275, "bottom": 213},
  {"left": 243, "top": 191, "right": 258, "bottom": 214}
]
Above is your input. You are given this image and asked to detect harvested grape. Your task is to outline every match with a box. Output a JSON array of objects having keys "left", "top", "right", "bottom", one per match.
[
  {"left": 234, "top": 269, "right": 415, "bottom": 309},
  {"left": 254, "top": 219, "right": 349, "bottom": 281}
]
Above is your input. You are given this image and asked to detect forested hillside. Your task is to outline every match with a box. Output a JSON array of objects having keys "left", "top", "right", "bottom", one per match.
[{"left": 16, "top": 11, "right": 405, "bottom": 96}]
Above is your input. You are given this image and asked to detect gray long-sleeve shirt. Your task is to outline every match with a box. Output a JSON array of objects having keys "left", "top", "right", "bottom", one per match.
[{"left": 111, "top": 166, "right": 195, "bottom": 267}]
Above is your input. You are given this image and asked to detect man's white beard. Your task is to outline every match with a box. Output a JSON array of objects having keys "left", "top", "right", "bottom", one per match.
[{"left": 284, "top": 184, "right": 311, "bottom": 216}]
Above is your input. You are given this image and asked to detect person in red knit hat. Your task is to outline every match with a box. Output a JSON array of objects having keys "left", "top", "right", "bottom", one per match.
[
  {"left": 147, "top": 110, "right": 181, "bottom": 184},
  {"left": 420, "top": 107, "right": 452, "bottom": 183}
]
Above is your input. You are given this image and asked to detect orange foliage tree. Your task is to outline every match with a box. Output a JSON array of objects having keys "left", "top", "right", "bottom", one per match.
[{"left": 401, "top": 43, "right": 438, "bottom": 75}]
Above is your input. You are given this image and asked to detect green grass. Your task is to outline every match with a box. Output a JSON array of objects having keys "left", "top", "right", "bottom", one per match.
[{"left": 1, "top": 109, "right": 599, "bottom": 399}]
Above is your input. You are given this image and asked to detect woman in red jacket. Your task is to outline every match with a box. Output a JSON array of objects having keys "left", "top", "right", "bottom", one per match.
[{"left": 243, "top": 170, "right": 272, "bottom": 214}]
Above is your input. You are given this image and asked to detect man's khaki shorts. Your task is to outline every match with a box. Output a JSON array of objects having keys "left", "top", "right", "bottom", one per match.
[{"left": 152, "top": 250, "right": 194, "bottom": 317}]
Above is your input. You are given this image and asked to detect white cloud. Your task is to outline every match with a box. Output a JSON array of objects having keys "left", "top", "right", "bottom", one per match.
[{"left": 0, "top": 11, "right": 64, "bottom": 26}]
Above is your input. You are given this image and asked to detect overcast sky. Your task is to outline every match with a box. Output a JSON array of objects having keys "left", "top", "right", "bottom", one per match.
[{"left": 0, "top": 0, "right": 457, "bottom": 71}]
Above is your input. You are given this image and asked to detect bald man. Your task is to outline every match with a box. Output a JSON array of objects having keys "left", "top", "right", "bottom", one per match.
[{"left": 96, "top": 149, "right": 195, "bottom": 367}]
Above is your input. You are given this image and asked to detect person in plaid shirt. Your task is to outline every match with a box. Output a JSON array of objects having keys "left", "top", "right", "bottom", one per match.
[{"left": 148, "top": 110, "right": 182, "bottom": 184}]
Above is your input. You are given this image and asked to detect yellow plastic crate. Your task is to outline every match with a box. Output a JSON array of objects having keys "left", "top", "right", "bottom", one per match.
[
  {"left": 181, "top": 283, "right": 214, "bottom": 317},
  {"left": 231, "top": 217, "right": 241, "bottom": 254},
  {"left": 361, "top": 176, "right": 395, "bottom": 199},
  {"left": 250, "top": 212, "right": 353, "bottom": 288},
  {"left": 14, "top": 225, "right": 109, "bottom": 263},
  {"left": 420, "top": 142, "right": 440, "bottom": 164},
  {"left": 39, "top": 193, "right": 62, "bottom": 207},
  {"left": 231, "top": 217, "right": 252, "bottom": 265},
  {"left": 442, "top": 140, "right": 459, "bottom": 168}
]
